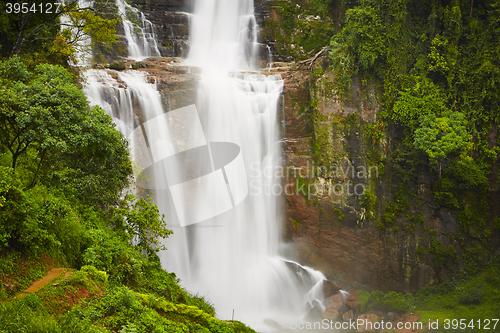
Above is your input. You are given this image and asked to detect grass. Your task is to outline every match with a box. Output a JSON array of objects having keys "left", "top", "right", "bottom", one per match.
[
  {"left": 0, "top": 266, "right": 256, "bottom": 333},
  {"left": 357, "top": 264, "right": 500, "bottom": 332}
]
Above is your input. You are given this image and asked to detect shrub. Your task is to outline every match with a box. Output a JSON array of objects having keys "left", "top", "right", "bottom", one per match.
[
  {"left": 109, "top": 61, "right": 126, "bottom": 70},
  {"left": 364, "top": 291, "right": 412, "bottom": 314},
  {"left": 417, "top": 280, "right": 456, "bottom": 297},
  {"left": 459, "top": 288, "right": 483, "bottom": 305}
]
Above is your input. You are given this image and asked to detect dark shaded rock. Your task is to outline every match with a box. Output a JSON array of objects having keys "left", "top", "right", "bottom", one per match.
[
  {"left": 342, "top": 309, "right": 354, "bottom": 321},
  {"left": 323, "top": 280, "right": 342, "bottom": 298},
  {"left": 325, "top": 294, "right": 343, "bottom": 310},
  {"left": 322, "top": 307, "right": 340, "bottom": 322}
]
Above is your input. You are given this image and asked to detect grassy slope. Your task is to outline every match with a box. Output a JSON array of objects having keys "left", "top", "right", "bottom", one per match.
[
  {"left": 357, "top": 263, "right": 500, "bottom": 332},
  {"left": 0, "top": 265, "right": 257, "bottom": 333}
]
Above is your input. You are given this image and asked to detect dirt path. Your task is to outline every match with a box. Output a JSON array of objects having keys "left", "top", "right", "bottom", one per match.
[{"left": 2, "top": 268, "right": 71, "bottom": 302}]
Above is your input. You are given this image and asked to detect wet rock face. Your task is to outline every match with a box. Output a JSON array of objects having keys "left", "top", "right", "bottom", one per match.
[
  {"left": 279, "top": 58, "right": 445, "bottom": 293},
  {"left": 131, "top": 0, "right": 190, "bottom": 58},
  {"left": 125, "top": 0, "right": 272, "bottom": 63}
]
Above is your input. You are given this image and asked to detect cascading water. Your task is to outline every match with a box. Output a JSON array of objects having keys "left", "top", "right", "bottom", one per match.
[
  {"left": 116, "top": 0, "right": 161, "bottom": 60},
  {"left": 60, "top": 0, "right": 93, "bottom": 67},
  {"left": 81, "top": 0, "right": 329, "bottom": 331},
  {"left": 158, "top": 0, "right": 326, "bottom": 330}
]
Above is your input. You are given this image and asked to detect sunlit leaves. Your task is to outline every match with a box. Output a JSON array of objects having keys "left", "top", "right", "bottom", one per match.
[
  {"left": 110, "top": 194, "right": 171, "bottom": 256},
  {"left": 413, "top": 111, "right": 469, "bottom": 164},
  {"left": 0, "top": 57, "right": 132, "bottom": 206},
  {"left": 392, "top": 77, "right": 447, "bottom": 129}
]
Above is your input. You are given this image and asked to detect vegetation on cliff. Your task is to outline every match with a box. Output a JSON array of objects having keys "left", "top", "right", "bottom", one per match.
[{"left": 271, "top": 0, "right": 499, "bottom": 281}]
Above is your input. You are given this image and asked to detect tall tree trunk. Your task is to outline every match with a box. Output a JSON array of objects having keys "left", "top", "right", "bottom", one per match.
[
  {"left": 11, "top": 6, "right": 33, "bottom": 56},
  {"left": 29, "top": 149, "right": 46, "bottom": 188}
]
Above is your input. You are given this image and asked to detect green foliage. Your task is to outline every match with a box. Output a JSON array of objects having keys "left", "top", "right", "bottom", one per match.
[
  {"left": 58, "top": 287, "right": 249, "bottom": 333},
  {"left": 382, "top": 186, "right": 411, "bottom": 225},
  {"left": 447, "top": 154, "right": 489, "bottom": 189},
  {"left": 339, "top": 6, "right": 386, "bottom": 71},
  {"left": 0, "top": 57, "right": 132, "bottom": 206},
  {"left": 415, "top": 265, "right": 500, "bottom": 328},
  {"left": 109, "top": 194, "right": 171, "bottom": 256},
  {"left": 360, "top": 264, "right": 500, "bottom": 326},
  {"left": 0, "top": 0, "right": 120, "bottom": 65},
  {"left": 364, "top": 290, "right": 413, "bottom": 315},
  {"left": 0, "top": 168, "right": 90, "bottom": 260},
  {"left": 265, "top": 1, "right": 335, "bottom": 60},
  {"left": 429, "top": 237, "right": 457, "bottom": 269},
  {"left": 329, "top": 4, "right": 386, "bottom": 95},
  {"left": 392, "top": 77, "right": 447, "bottom": 129},
  {"left": 413, "top": 111, "right": 469, "bottom": 165},
  {"left": 417, "top": 280, "right": 456, "bottom": 298},
  {"left": 360, "top": 189, "right": 376, "bottom": 220},
  {"left": 459, "top": 288, "right": 483, "bottom": 305},
  {"left": 327, "top": 1, "right": 499, "bottom": 245},
  {"left": 331, "top": 206, "right": 345, "bottom": 221}
]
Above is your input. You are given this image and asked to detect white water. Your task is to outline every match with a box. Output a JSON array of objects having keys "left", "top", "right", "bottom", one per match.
[
  {"left": 158, "top": 0, "right": 326, "bottom": 330},
  {"left": 183, "top": 0, "right": 258, "bottom": 71},
  {"left": 60, "top": 0, "right": 93, "bottom": 67},
  {"left": 81, "top": 0, "right": 329, "bottom": 331},
  {"left": 116, "top": 0, "right": 161, "bottom": 60},
  {"left": 266, "top": 45, "right": 274, "bottom": 71}
]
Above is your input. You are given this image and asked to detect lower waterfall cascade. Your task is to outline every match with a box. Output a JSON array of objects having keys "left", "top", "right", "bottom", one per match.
[{"left": 81, "top": 0, "right": 334, "bottom": 330}]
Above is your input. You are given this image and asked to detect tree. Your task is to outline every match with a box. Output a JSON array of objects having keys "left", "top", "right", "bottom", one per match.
[
  {"left": 392, "top": 77, "right": 447, "bottom": 129},
  {"left": 0, "top": 0, "right": 120, "bottom": 64},
  {"left": 336, "top": 5, "right": 387, "bottom": 72},
  {"left": 0, "top": 57, "right": 132, "bottom": 205},
  {"left": 110, "top": 194, "right": 172, "bottom": 257},
  {"left": 413, "top": 111, "right": 470, "bottom": 175}
]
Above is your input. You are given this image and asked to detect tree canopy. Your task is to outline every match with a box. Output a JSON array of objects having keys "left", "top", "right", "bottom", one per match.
[
  {"left": 0, "top": 57, "right": 131, "bottom": 205},
  {"left": 0, "top": 0, "right": 120, "bottom": 65}
]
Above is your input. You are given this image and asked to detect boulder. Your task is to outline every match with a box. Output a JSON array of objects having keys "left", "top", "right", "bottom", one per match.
[
  {"left": 345, "top": 290, "right": 361, "bottom": 311},
  {"left": 322, "top": 307, "right": 340, "bottom": 322},
  {"left": 342, "top": 309, "right": 354, "bottom": 322},
  {"left": 325, "top": 294, "right": 343, "bottom": 310},
  {"left": 323, "top": 280, "right": 342, "bottom": 298},
  {"left": 356, "top": 314, "right": 379, "bottom": 333}
]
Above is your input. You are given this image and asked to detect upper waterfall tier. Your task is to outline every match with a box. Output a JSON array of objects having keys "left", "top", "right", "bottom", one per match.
[
  {"left": 116, "top": 0, "right": 161, "bottom": 60},
  {"left": 184, "top": 0, "right": 258, "bottom": 71}
]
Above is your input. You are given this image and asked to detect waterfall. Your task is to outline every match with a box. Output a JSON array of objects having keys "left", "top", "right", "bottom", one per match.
[
  {"left": 80, "top": 0, "right": 327, "bottom": 331},
  {"left": 266, "top": 45, "right": 274, "bottom": 72},
  {"left": 183, "top": 0, "right": 258, "bottom": 70},
  {"left": 158, "top": 0, "right": 326, "bottom": 330},
  {"left": 116, "top": 0, "right": 161, "bottom": 60},
  {"left": 60, "top": 0, "right": 93, "bottom": 67}
]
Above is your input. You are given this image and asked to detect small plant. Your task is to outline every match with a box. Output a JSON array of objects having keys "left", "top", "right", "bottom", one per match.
[{"left": 109, "top": 61, "right": 126, "bottom": 70}]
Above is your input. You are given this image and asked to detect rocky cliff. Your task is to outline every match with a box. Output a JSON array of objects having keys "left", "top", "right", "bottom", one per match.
[
  {"left": 279, "top": 60, "right": 441, "bottom": 293},
  {"left": 262, "top": 0, "right": 499, "bottom": 294},
  {"left": 131, "top": 0, "right": 190, "bottom": 57},
  {"left": 101, "top": 0, "right": 498, "bottom": 294}
]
